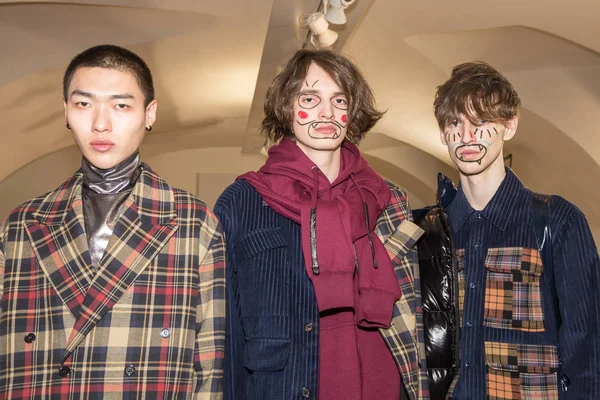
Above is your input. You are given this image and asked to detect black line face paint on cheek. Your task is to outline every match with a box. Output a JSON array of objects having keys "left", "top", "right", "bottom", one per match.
[
  {"left": 487, "top": 129, "right": 492, "bottom": 138},
  {"left": 493, "top": 127, "right": 499, "bottom": 135}
]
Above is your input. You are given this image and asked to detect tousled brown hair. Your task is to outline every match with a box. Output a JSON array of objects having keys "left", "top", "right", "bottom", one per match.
[
  {"left": 262, "top": 49, "right": 384, "bottom": 143},
  {"left": 434, "top": 61, "right": 521, "bottom": 129}
]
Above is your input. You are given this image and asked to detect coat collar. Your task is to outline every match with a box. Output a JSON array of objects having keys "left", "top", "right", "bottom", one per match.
[
  {"left": 32, "top": 163, "right": 177, "bottom": 227},
  {"left": 25, "top": 163, "right": 179, "bottom": 364}
]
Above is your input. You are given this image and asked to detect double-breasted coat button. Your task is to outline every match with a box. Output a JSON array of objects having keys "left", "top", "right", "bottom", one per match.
[
  {"left": 124, "top": 365, "right": 136, "bottom": 377},
  {"left": 160, "top": 328, "right": 171, "bottom": 338},
  {"left": 304, "top": 322, "right": 313, "bottom": 332},
  {"left": 24, "top": 333, "right": 36, "bottom": 343},
  {"left": 58, "top": 366, "right": 71, "bottom": 377},
  {"left": 301, "top": 387, "right": 311, "bottom": 398}
]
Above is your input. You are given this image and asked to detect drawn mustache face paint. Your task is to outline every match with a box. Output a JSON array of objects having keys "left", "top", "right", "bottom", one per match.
[
  {"left": 296, "top": 118, "right": 345, "bottom": 140},
  {"left": 295, "top": 91, "right": 347, "bottom": 140},
  {"left": 291, "top": 63, "right": 348, "bottom": 155},
  {"left": 455, "top": 144, "right": 488, "bottom": 164},
  {"left": 445, "top": 124, "right": 500, "bottom": 165}
]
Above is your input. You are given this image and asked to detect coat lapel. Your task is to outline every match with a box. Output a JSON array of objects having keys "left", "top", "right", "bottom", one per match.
[
  {"left": 63, "top": 165, "right": 178, "bottom": 359},
  {"left": 25, "top": 173, "right": 94, "bottom": 320},
  {"left": 375, "top": 186, "right": 425, "bottom": 399}
]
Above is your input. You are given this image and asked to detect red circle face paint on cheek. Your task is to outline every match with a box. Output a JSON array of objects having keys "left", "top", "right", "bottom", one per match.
[
  {"left": 341, "top": 115, "right": 347, "bottom": 123},
  {"left": 298, "top": 111, "right": 308, "bottom": 119}
]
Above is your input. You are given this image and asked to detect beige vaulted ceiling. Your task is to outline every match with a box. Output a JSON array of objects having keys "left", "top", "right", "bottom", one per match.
[{"left": 1, "top": 0, "right": 600, "bottom": 242}]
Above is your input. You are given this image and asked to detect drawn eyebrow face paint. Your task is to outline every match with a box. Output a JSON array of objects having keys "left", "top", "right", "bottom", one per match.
[
  {"left": 292, "top": 64, "right": 349, "bottom": 144},
  {"left": 444, "top": 116, "right": 505, "bottom": 165}
]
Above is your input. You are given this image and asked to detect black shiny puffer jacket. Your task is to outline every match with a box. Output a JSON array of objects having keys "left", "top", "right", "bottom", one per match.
[{"left": 412, "top": 174, "right": 459, "bottom": 400}]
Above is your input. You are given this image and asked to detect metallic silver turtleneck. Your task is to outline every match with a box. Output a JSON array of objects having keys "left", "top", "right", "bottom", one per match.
[{"left": 82, "top": 151, "right": 141, "bottom": 270}]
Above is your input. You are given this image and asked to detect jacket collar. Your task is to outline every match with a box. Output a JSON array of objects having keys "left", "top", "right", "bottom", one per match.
[{"left": 447, "top": 167, "right": 525, "bottom": 233}]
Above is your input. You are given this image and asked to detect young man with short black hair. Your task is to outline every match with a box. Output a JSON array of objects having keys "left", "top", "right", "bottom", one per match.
[{"left": 0, "top": 44, "right": 225, "bottom": 399}]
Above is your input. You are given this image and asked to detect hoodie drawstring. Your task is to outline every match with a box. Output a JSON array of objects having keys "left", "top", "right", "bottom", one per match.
[
  {"left": 350, "top": 174, "right": 378, "bottom": 269},
  {"left": 310, "top": 166, "right": 320, "bottom": 275}
]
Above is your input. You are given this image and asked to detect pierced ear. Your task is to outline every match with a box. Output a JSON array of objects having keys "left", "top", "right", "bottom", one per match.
[
  {"left": 503, "top": 116, "right": 519, "bottom": 141},
  {"left": 145, "top": 100, "right": 158, "bottom": 128}
]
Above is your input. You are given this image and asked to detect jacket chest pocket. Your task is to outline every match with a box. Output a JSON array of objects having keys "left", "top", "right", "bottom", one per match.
[
  {"left": 485, "top": 341, "right": 559, "bottom": 400},
  {"left": 483, "top": 247, "right": 545, "bottom": 332},
  {"left": 233, "top": 228, "right": 291, "bottom": 335}
]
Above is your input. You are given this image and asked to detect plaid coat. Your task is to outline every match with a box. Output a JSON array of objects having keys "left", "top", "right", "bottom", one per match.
[
  {"left": 377, "top": 183, "right": 430, "bottom": 400},
  {"left": 0, "top": 164, "right": 226, "bottom": 399},
  {"left": 216, "top": 180, "right": 429, "bottom": 399}
]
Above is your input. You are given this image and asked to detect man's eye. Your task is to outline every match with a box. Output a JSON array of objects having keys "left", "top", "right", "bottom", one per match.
[
  {"left": 77, "top": 102, "right": 90, "bottom": 107},
  {"left": 332, "top": 97, "right": 348, "bottom": 110},
  {"left": 298, "top": 94, "right": 320, "bottom": 109},
  {"left": 115, "top": 104, "right": 129, "bottom": 109}
]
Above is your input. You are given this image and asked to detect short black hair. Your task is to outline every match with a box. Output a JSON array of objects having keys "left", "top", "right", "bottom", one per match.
[{"left": 63, "top": 44, "right": 155, "bottom": 107}]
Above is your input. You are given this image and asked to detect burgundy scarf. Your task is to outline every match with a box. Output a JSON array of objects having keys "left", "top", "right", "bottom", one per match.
[{"left": 240, "top": 138, "right": 401, "bottom": 399}]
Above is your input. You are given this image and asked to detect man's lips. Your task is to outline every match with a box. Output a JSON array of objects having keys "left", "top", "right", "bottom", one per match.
[
  {"left": 456, "top": 144, "right": 487, "bottom": 164},
  {"left": 458, "top": 144, "right": 485, "bottom": 158},
  {"left": 90, "top": 140, "right": 115, "bottom": 153},
  {"left": 314, "top": 124, "right": 338, "bottom": 134}
]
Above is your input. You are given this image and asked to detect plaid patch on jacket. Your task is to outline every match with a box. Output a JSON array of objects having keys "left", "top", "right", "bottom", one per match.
[
  {"left": 377, "top": 183, "right": 429, "bottom": 400},
  {"left": 0, "top": 164, "right": 225, "bottom": 399}
]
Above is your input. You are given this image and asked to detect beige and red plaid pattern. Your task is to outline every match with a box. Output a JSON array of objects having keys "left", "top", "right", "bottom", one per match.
[
  {"left": 376, "top": 183, "right": 430, "bottom": 399},
  {"left": 0, "top": 165, "right": 225, "bottom": 399},
  {"left": 484, "top": 247, "right": 545, "bottom": 332},
  {"left": 485, "top": 341, "right": 559, "bottom": 399},
  {"left": 456, "top": 248, "right": 466, "bottom": 328}
]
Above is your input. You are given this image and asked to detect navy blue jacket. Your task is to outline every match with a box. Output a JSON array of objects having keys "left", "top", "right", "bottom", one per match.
[
  {"left": 215, "top": 179, "right": 430, "bottom": 400},
  {"left": 446, "top": 168, "right": 600, "bottom": 399}
]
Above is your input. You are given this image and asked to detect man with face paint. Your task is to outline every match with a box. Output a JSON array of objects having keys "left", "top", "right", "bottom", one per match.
[
  {"left": 0, "top": 45, "right": 225, "bottom": 399},
  {"left": 415, "top": 61, "right": 600, "bottom": 399},
  {"left": 214, "top": 50, "right": 429, "bottom": 400}
]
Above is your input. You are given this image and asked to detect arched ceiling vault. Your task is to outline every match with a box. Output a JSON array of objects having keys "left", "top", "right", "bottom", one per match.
[{"left": 2, "top": 0, "right": 600, "bottom": 239}]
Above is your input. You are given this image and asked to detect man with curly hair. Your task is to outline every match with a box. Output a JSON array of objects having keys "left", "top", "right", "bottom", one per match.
[{"left": 215, "top": 49, "right": 429, "bottom": 400}]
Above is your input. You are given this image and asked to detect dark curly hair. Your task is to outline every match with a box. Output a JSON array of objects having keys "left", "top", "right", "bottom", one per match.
[
  {"left": 262, "top": 49, "right": 385, "bottom": 144},
  {"left": 434, "top": 61, "right": 521, "bottom": 129}
]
